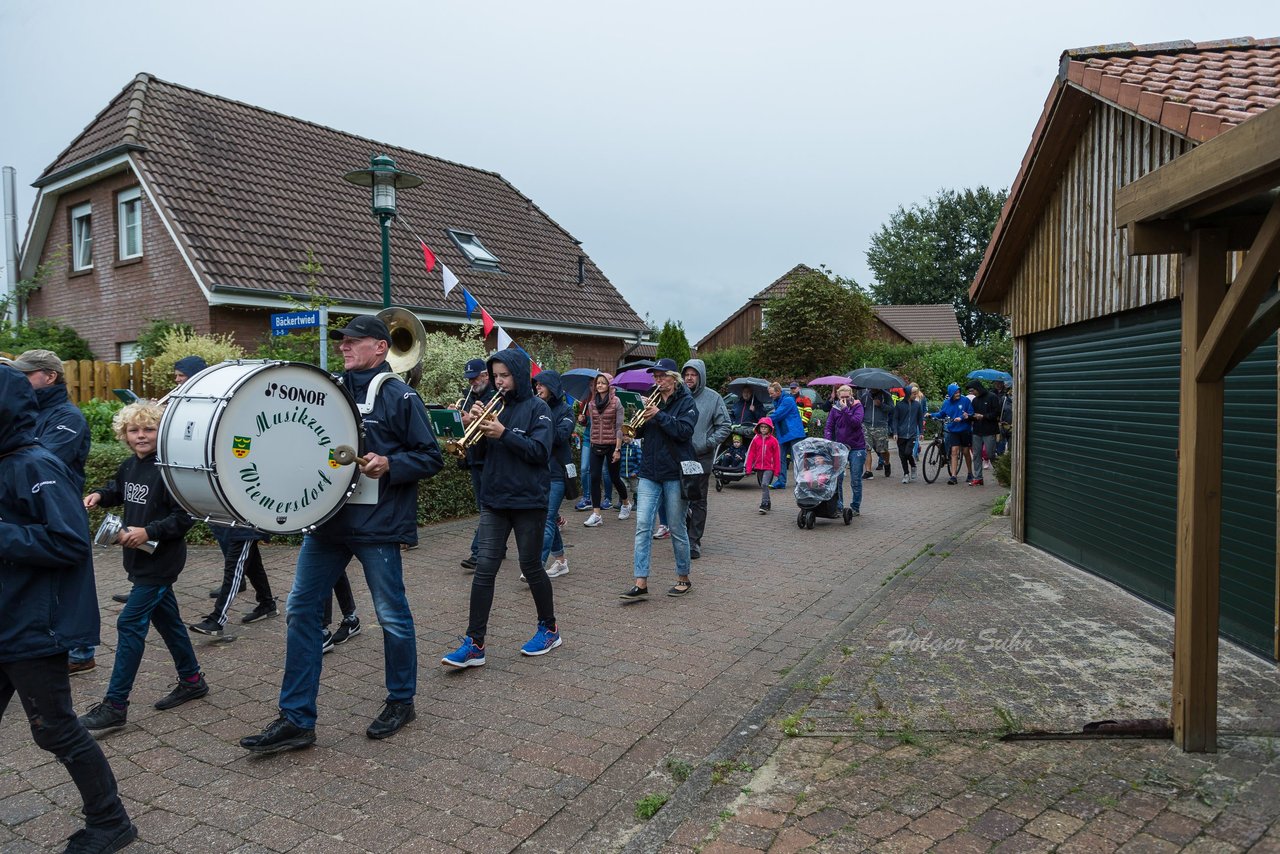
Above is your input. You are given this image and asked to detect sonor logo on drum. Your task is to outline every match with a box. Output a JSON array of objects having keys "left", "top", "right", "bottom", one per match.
[{"left": 264, "top": 382, "right": 328, "bottom": 406}]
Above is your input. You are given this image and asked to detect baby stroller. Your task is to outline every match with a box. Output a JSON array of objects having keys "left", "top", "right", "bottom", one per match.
[
  {"left": 792, "top": 437, "right": 853, "bottom": 529},
  {"left": 712, "top": 425, "right": 752, "bottom": 491}
]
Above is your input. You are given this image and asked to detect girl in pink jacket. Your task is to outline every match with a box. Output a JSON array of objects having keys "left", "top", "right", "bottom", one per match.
[{"left": 745, "top": 417, "right": 782, "bottom": 514}]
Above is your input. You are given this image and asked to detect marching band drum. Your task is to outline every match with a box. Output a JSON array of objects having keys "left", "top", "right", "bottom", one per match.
[{"left": 156, "top": 361, "right": 364, "bottom": 535}]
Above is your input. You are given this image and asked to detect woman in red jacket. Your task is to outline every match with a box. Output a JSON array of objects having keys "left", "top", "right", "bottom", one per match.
[{"left": 577, "top": 373, "right": 631, "bottom": 527}]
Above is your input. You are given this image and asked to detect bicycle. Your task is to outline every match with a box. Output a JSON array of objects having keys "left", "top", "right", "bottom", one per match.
[{"left": 920, "top": 416, "right": 953, "bottom": 484}]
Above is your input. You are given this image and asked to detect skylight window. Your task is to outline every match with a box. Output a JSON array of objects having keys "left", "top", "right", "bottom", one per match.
[{"left": 447, "top": 229, "right": 500, "bottom": 270}]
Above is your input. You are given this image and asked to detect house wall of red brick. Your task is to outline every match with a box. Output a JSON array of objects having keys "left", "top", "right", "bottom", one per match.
[{"left": 25, "top": 170, "right": 211, "bottom": 360}]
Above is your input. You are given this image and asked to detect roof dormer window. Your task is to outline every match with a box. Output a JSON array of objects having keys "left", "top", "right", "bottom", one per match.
[{"left": 447, "top": 229, "right": 500, "bottom": 270}]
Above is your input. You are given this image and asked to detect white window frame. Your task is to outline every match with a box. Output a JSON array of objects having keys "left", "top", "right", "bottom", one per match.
[
  {"left": 118, "top": 341, "right": 141, "bottom": 363},
  {"left": 447, "top": 229, "right": 501, "bottom": 269},
  {"left": 117, "top": 187, "right": 142, "bottom": 260},
  {"left": 71, "top": 202, "right": 93, "bottom": 271}
]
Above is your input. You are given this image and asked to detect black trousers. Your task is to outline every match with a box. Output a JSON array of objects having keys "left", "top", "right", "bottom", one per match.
[
  {"left": 322, "top": 570, "right": 357, "bottom": 627},
  {"left": 468, "top": 507, "right": 555, "bottom": 646},
  {"left": 897, "top": 438, "right": 917, "bottom": 472},
  {"left": 0, "top": 653, "right": 130, "bottom": 829},
  {"left": 210, "top": 539, "right": 274, "bottom": 625},
  {"left": 589, "top": 447, "right": 628, "bottom": 508},
  {"left": 685, "top": 469, "right": 712, "bottom": 549}
]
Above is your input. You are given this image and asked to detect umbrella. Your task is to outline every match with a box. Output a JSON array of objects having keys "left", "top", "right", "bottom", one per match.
[
  {"left": 617, "top": 359, "right": 656, "bottom": 372},
  {"left": 808, "top": 375, "right": 852, "bottom": 386},
  {"left": 848, "top": 367, "right": 905, "bottom": 390},
  {"left": 726, "top": 377, "right": 769, "bottom": 394},
  {"left": 613, "top": 368, "right": 657, "bottom": 391},
  {"left": 560, "top": 368, "right": 600, "bottom": 402},
  {"left": 968, "top": 368, "right": 1013, "bottom": 384}
]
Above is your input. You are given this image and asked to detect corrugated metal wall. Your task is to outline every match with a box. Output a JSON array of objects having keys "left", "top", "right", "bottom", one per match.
[{"left": 1006, "top": 105, "right": 1191, "bottom": 337}]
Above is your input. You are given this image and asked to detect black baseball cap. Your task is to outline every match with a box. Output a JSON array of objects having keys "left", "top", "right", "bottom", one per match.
[
  {"left": 463, "top": 358, "right": 486, "bottom": 379},
  {"left": 647, "top": 358, "right": 680, "bottom": 375},
  {"left": 328, "top": 315, "right": 392, "bottom": 343}
]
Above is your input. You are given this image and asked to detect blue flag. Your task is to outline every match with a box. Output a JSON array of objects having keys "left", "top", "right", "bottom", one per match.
[{"left": 462, "top": 289, "right": 480, "bottom": 319}]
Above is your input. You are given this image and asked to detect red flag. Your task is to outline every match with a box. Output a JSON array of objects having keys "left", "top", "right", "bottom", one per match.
[
  {"left": 420, "top": 242, "right": 437, "bottom": 272},
  {"left": 481, "top": 308, "right": 495, "bottom": 337},
  {"left": 530, "top": 360, "right": 542, "bottom": 378}
]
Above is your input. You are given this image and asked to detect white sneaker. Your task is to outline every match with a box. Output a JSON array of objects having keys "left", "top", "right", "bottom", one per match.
[
  {"left": 618, "top": 503, "right": 632, "bottom": 520},
  {"left": 902, "top": 475, "right": 909, "bottom": 484},
  {"left": 584, "top": 513, "right": 603, "bottom": 527},
  {"left": 652, "top": 524, "right": 670, "bottom": 539},
  {"left": 910, "top": 470, "right": 917, "bottom": 482},
  {"left": 547, "top": 558, "right": 569, "bottom": 578}
]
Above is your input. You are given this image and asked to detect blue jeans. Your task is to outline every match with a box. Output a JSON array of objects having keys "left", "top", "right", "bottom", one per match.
[
  {"left": 280, "top": 538, "right": 417, "bottom": 729},
  {"left": 633, "top": 478, "right": 690, "bottom": 579},
  {"left": 773, "top": 439, "right": 798, "bottom": 486},
  {"left": 541, "top": 478, "right": 566, "bottom": 564},
  {"left": 580, "top": 441, "right": 612, "bottom": 504},
  {"left": 835, "top": 449, "right": 867, "bottom": 512},
  {"left": 69, "top": 645, "right": 95, "bottom": 664},
  {"left": 106, "top": 584, "right": 200, "bottom": 706}
]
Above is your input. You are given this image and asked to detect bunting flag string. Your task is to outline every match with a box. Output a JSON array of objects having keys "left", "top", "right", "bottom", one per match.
[
  {"left": 496, "top": 327, "right": 513, "bottom": 351},
  {"left": 480, "top": 308, "right": 495, "bottom": 338},
  {"left": 462, "top": 289, "right": 480, "bottom": 318},
  {"left": 442, "top": 264, "right": 458, "bottom": 296},
  {"left": 420, "top": 241, "right": 437, "bottom": 272}
]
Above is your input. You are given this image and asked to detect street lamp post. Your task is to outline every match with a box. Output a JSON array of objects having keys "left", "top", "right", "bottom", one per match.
[{"left": 342, "top": 154, "right": 424, "bottom": 308}]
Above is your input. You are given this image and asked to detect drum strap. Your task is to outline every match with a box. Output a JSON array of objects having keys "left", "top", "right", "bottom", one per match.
[{"left": 358, "top": 372, "right": 400, "bottom": 415}]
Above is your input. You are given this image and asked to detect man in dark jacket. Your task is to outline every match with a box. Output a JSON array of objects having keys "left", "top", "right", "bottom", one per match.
[
  {"left": 682, "top": 359, "right": 730, "bottom": 559},
  {"left": 442, "top": 348, "right": 560, "bottom": 668},
  {"left": 454, "top": 358, "right": 495, "bottom": 570},
  {"left": 242, "top": 315, "right": 444, "bottom": 753},
  {"left": 0, "top": 366, "right": 137, "bottom": 852},
  {"left": 620, "top": 358, "right": 699, "bottom": 600},
  {"left": 860, "top": 388, "right": 894, "bottom": 478},
  {"left": 1, "top": 349, "right": 98, "bottom": 673},
  {"left": 966, "top": 380, "right": 1001, "bottom": 486},
  {"left": 731, "top": 384, "right": 767, "bottom": 426}
]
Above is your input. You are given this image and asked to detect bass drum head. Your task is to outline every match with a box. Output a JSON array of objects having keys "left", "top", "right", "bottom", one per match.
[{"left": 163, "top": 361, "right": 363, "bottom": 534}]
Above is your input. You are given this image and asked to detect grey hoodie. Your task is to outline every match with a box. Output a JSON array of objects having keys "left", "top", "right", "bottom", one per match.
[{"left": 682, "top": 358, "right": 732, "bottom": 462}]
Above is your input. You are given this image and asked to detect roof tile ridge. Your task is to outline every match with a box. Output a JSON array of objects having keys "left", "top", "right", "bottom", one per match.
[
  {"left": 37, "top": 76, "right": 141, "bottom": 179},
  {"left": 142, "top": 73, "right": 509, "bottom": 182},
  {"left": 122, "top": 72, "right": 152, "bottom": 146}
]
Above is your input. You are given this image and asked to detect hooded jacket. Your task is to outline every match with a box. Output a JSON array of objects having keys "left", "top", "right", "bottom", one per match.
[
  {"left": 824, "top": 397, "right": 866, "bottom": 451},
  {"left": 889, "top": 395, "right": 925, "bottom": 440},
  {"left": 583, "top": 371, "right": 623, "bottom": 448},
  {"left": 859, "top": 390, "right": 893, "bottom": 429},
  {"left": 636, "top": 378, "right": 698, "bottom": 481},
  {"left": 535, "top": 370, "right": 576, "bottom": 481},
  {"left": 745, "top": 417, "right": 782, "bottom": 474},
  {"left": 313, "top": 361, "right": 444, "bottom": 545},
  {"left": 767, "top": 391, "right": 806, "bottom": 444},
  {"left": 967, "top": 381, "right": 1001, "bottom": 436},
  {"left": 33, "top": 382, "right": 91, "bottom": 487},
  {"left": 681, "top": 359, "right": 732, "bottom": 462},
  {"left": 731, "top": 389, "right": 767, "bottom": 425},
  {"left": 933, "top": 384, "right": 974, "bottom": 433},
  {"left": 0, "top": 366, "right": 99, "bottom": 662},
  {"left": 474, "top": 348, "right": 553, "bottom": 508}
]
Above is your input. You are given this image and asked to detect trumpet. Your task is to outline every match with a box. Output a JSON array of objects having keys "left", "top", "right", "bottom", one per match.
[
  {"left": 444, "top": 394, "right": 505, "bottom": 459},
  {"left": 622, "top": 387, "right": 663, "bottom": 440}
]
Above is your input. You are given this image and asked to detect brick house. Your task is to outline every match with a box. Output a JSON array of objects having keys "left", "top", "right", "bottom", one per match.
[
  {"left": 17, "top": 74, "right": 647, "bottom": 366},
  {"left": 696, "top": 264, "right": 963, "bottom": 353}
]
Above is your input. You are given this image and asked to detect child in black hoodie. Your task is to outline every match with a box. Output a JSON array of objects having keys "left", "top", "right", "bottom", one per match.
[{"left": 79, "top": 401, "right": 207, "bottom": 737}]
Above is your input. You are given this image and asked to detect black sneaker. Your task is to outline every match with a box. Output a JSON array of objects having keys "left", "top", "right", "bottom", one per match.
[
  {"left": 947, "top": 476, "right": 958, "bottom": 485},
  {"left": 110, "top": 593, "right": 129, "bottom": 604},
  {"left": 321, "top": 629, "right": 335, "bottom": 654},
  {"left": 862, "top": 471, "right": 874, "bottom": 480},
  {"left": 366, "top": 701, "right": 416, "bottom": 740},
  {"left": 78, "top": 702, "right": 127, "bottom": 737},
  {"left": 884, "top": 462, "right": 892, "bottom": 478},
  {"left": 240, "top": 716, "right": 316, "bottom": 754},
  {"left": 241, "top": 599, "right": 278, "bottom": 624},
  {"left": 188, "top": 618, "right": 223, "bottom": 636},
  {"left": 875, "top": 459, "right": 883, "bottom": 470},
  {"left": 154, "top": 675, "right": 208, "bottom": 710},
  {"left": 460, "top": 556, "right": 477, "bottom": 570},
  {"left": 618, "top": 585, "right": 649, "bottom": 600},
  {"left": 331, "top": 615, "right": 361, "bottom": 646},
  {"left": 62, "top": 821, "right": 138, "bottom": 853}
]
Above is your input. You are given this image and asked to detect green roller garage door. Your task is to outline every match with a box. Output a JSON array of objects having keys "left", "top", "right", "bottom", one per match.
[{"left": 1025, "top": 300, "right": 1276, "bottom": 658}]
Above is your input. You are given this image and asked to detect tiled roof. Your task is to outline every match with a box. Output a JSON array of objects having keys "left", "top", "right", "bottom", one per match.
[
  {"left": 1063, "top": 38, "right": 1280, "bottom": 141},
  {"left": 752, "top": 263, "right": 816, "bottom": 300},
  {"left": 39, "top": 74, "right": 645, "bottom": 334},
  {"left": 871, "top": 305, "right": 963, "bottom": 344}
]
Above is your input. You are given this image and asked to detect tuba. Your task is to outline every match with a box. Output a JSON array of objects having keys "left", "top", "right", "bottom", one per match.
[{"left": 377, "top": 306, "right": 426, "bottom": 386}]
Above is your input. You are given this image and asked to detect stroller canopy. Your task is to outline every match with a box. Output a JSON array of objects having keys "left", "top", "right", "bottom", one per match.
[{"left": 792, "top": 437, "right": 849, "bottom": 504}]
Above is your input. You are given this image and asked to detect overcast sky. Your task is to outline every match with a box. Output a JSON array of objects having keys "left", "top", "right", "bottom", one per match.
[{"left": 1, "top": 1, "right": 1273, "bottom": 340}]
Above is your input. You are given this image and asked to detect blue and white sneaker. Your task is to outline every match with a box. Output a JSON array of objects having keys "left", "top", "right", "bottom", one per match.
[
  {"left": 441, "top": 636, "right": 486, "bottom": 668},
  {"left": 601, "top": 499, "right": 613, "bottom": 510},
  {"left": 520, "top": 624, "right": 562, "bottom": 657},
  {"left": 573, "top": 498, "right": 591, "bottom": 511}
]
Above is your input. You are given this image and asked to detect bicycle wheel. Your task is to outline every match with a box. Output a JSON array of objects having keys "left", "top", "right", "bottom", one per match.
[{"left": 922, "top": 440, "right": 944, "bottom": 483}]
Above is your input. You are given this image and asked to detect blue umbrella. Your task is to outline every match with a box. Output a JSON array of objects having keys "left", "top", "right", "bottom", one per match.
[
  {"left": 560, "top": 368, "right": 600, "bottom": 402},
  {"left": 967, "top": 368, "right": 1012, "bottom": 384}
]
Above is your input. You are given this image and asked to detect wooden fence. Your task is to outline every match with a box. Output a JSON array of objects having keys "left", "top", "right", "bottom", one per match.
[{"left": 1, "top": 353, "right": 162, "bottom": 404}]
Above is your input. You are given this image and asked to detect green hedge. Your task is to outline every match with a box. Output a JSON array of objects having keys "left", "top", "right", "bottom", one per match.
[{"left": 85, "top": 442, "right": 479, "bottom": 546}]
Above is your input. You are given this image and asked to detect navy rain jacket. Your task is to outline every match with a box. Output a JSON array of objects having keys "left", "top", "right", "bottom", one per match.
[
  {"left": 314, "top": 362, "right": 444, "bottom": 546},
  {"left": 474, "top": 348, "right": 552, "bottom": 508},
  {"left": 535, "top": 370, "right": 576, "bottom": 482},
  {"left": 637, "top": 380, "right": 698, "bottom": 482},
  {"left": 33, "top": 383, "right": 91, "bottom": 487},
  {"left": 0, "top": 365, "right": 99, "bottom": 663}
]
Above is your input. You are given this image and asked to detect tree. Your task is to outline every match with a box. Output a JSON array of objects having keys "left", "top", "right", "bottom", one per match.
[
  {"left": 521, "top": 332, "right": 573, "bottom": 374},
  {"left": 752, "top": 267, "right": 874, "bottom": 380},
  {"left": 655, "top": 320, "right": 691, "bottom": 364},
  {"left": 865, "top": 187, "right": 1009, "bottom": 345}
]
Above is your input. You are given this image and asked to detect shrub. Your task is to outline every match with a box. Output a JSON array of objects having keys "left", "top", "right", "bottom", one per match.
[
  {"left": 80, "top": 400, "right": 125, "bottom": 443},
  {"left": 417, "top": 463, "right": 479, "bottom": 524},
  {"left": 701, "top": 345, "right": 757, "bottom": 393},
  {"left": 134, "top": 319, "right": 194, "bottom": 359},
  {"left": 845, "top": 340, "right": 1012, "bottom": 405},
  {"left": 146, "top": 329, "right": 246, "bottom": 390},
  {"left": 415, "top": 325, "right": 488, "bottom": 406},
  {"left": 0, "top": 318, "right": 95, "bottom": 361},
  {"left": 993, "top": 451, "right": 1011, "bottom": 488},
  {"left": 521, "top": 332, "right": 573, "bottom": 374}
]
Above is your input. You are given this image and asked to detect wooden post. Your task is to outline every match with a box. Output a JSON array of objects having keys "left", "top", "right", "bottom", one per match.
[{"left": 1173, "top": 228, "right": 1228, "bottom": 752}]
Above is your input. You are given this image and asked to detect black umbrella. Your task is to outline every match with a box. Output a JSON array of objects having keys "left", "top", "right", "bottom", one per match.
[
  {"left": 726, "top": 377, "right": 770, "bottom": 394},
  {"left": 560, "top": 368, "right": 600, "bottom": 402},
  {"left": 848, "top": 367, "right": 905, "bottom": 390}
]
